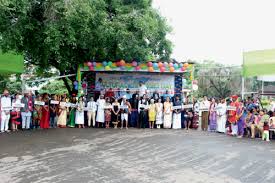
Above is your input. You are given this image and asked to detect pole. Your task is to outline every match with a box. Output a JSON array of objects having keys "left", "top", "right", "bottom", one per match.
[
  {"left": 241, "top": 51, "right": 245, "bottom": 99},
  {"left": 77, "top": 65, "right": 82, "bottom": 97},
  {"left": 241, "top": 77, "right": 245, "bottom": 99},
  {"left": 262, "top": 80, "right": 264, "bottom": 94}
]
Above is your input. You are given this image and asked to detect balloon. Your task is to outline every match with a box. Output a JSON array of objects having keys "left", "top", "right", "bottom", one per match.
[
  {"left": 179, "top": 63, "right": 183, "bottom": 68},
  {"left": 183, "top": 63, "right": 189, "bottom": 67},
  {"left": 120, "top": 60, "right": 126, "bottom": 66},
  {"left": 116, "top": 61, "right": 120, "bottom": 67},
  {"left": 89, "top": 66, "right": 94, "bottom": 71},
  {"left": 105, "top": 66, "right": 111, "bottom": 71},
  {"left": 160, "top": 67, "right": 165, "bottom": 72},
  {"left": 153, "top": 63, "right": 158, "bottom": 68},
  {"left": 158, "top": 62, "right": 163, "bottom": 68},
  {"left": 173, "top": 63, "right": 178, "bottom": 69},
  {"left": 73, "top": 81, "right": 78, "bottom": 85},
  {"left": 147, "top": 62, "right": 153, "bottom": 67},
  {"left": 87, "top": 62, "right": 92, "bottom": 67},
  {"left": 132, "top": 61, "right": 137, "bottom": 67},
  {"left": 108, "top": 61, "right": 112, "bottom": 66},
  {"left": 135, "top": 66, "right": 141, "bottom": 71},
  {"left": 148, "top": 67, "right": 154, "bottom": 72},
  {"left": 164, "top": 62, "right": 168, "bottom": 66},
  {"left": 93, "top": 62, "right": 97, "bottom": 66},
  {"left": 169, "top": 67, "right": 175, "bottom": 72},
  {"left": 169, "top": 62, "right": 174, "bottom": 67},
  {"left": 102, "top": 61, "right": 107, "bottom": 66},
  {"left": 111, "top": 63, "right": 116, "bottom": 68},
  {"left": 181, "top": 67, "right": 186, "bottom": 71}
]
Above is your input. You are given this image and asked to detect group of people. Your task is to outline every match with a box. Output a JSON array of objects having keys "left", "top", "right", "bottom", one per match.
[
  {"left": 0, "top": 87, "right": 198, "bottom": 133},
  {"left": 200, "top": 95, "right": 275, "bottom": 141},
  {"left": 1, "top": 85, "right": 275, "bottom": 143}
]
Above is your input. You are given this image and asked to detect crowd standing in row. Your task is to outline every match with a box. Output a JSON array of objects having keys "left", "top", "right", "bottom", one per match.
[{"left": 1, "top": 83, "right": 275, "bottom": 142}]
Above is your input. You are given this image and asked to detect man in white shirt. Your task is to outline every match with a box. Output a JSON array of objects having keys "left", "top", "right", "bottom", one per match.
[
  {"left": 1, "top": 89, "right": 12, "bottom": 133},
  {"left": 138, "top": 81, "right": 147, "bottom": 97},
  {"left": 87, "top": 97, "right": 97, "bottom": 127}
]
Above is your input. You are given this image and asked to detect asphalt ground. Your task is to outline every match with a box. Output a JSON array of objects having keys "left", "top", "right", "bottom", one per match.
[{"left": 0, "top": 128, "right": 275, "bottom": 183}]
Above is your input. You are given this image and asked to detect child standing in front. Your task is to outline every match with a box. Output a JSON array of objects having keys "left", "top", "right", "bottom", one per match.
[{"left": 262, "top": 121, "right": 270, "bottom": 142}]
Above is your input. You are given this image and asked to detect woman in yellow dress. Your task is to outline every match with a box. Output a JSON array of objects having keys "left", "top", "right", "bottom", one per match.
[
  {"left": 57, "top": 97, "right": 68, "bottom": 128},
  {"left": 148, "top": 99, "right": 156, "bottom": 129}
]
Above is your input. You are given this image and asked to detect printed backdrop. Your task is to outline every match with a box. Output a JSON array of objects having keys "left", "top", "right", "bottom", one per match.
[{"left": 96, "top": 73, "right": 175, "bottom": 91}]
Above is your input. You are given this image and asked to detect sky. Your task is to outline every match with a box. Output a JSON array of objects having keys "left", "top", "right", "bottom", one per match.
[{"left": 153, "top": 0, "right": 275, "bottom": 65}]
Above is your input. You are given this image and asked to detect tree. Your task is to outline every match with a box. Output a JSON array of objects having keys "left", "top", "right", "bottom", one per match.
[
  {"left": 39, "top": 80, "right": 69, "bottom": 95},
  {"left": 0, "top": 0, "right": 172, "bottom": 94},
  {"left": 0, "top": 74, "right": 22, "bottom": 94},
  {"left": 195, "top": 61, "right": 242, "bottom": 98}
]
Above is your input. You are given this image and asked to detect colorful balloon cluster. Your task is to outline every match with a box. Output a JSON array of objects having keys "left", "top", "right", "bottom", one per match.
[{"left": 84, "top": 60, "right": 190, "bottom": 73}]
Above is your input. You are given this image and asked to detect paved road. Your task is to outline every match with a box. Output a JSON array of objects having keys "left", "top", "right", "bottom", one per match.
[{"left": 0, "top": 128, "right": 275, "bottom": 183}]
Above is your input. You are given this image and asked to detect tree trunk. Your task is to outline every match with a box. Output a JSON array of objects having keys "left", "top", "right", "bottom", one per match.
[{"left": 61, "top": 76, "right": 72, "bottom": 95}]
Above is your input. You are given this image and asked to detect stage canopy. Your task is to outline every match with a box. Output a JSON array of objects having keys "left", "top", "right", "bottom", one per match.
[
  {"left": 243, "top": 49, "right": 275, "bottom": 77},
  {"left": 0, "top": 51, "right": 24, "bottom": 74}
]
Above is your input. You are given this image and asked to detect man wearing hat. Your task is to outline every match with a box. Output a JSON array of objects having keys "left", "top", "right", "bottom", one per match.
[{"left": 228, "top": 95, "right": 239, "bottom": 136}]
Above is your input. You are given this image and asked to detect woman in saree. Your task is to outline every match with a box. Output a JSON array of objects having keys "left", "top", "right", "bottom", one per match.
[
  {"left": 163, "top": 97, "right": 173, "bottom": 129},
  {"left": 57, "top": 97, "right": 68, "bottom": 128},
  {"left": 68, "top": 96, "right": 77, "bottom": 128}
]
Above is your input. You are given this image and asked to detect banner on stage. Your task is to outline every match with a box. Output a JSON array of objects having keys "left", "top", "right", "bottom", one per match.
[
  {"left": 96, "top": 72, "right": 175, "bottom": 91},
  {"left": 34, "top": 101, "right": 45, "bottom": 106},
  {"left": 50, "top": 100, "right": 60, "bottom": 104}
]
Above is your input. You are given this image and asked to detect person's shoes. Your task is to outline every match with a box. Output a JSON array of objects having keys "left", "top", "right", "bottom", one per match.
[
  {"left": 0, "top": 131, "right": 4, "bottom": 133},
  {"left": 267, "top": 139, "right": 270, "bottom": 142},
  {"left": 6, "top": 130, "right": 11, "bottom": 133}
]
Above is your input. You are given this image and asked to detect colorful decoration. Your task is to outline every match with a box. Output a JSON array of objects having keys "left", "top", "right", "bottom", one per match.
[
  {"left": 148, "top": 67, "right": 154, "bottom": 72},
  {"left": 169, "top": 67, "right": 175, "bottom": 72},
  {"left": 102, "top": 61, "right": 107, "bottom": 66},
  {"left": 82, "top": 61, "right": 193, "bottom": 73},
  {"left": 87, "top": 62, "right": 92, "bottom": 67},
  {"left": 132, "top": 61, "right": 137, "bottom": 67},
  {"left": 183, "top": 63, "right": 189, "bottom": 68},
  {"left": 147, "top": 62, "right": 153, "bottom": 67},
  {"left": 120, "top": 60, "right": 126, "bottom": 66},
  {"left": 105, "top": 66, "right": 111, "bottom": 71}
]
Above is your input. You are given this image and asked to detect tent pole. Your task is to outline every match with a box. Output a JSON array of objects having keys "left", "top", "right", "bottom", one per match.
[
  {"left": 241, "top": 77, "right": 245, "bottom": 99},
  {"left": 241, "top": 51, "right": 245, "bottom": 99},
  {"left": 262, "top": 80, "right": 264, "bottom": 94}
]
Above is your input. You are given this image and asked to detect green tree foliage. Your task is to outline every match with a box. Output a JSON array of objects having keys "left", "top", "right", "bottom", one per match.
[
  {"left": 0, "top": 74, "right": 21, "bottom": 94},
  {"left": 195, "top": 61, "right": 242, "bottom": 98},
  {"left": 39, "top": 80, "right": 69, "bottom": 95},
  {"left": 0, "top": 0, "right": 172, "bottom": 93}
]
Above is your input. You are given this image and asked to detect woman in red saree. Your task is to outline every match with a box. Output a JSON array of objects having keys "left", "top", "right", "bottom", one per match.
[{"left": 40, "top": 93, "right": 50, "bottom": 129}]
